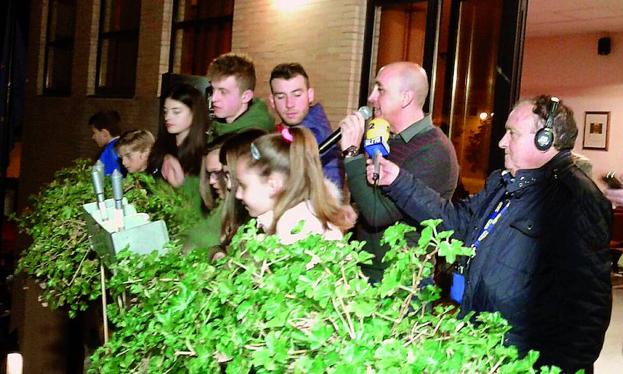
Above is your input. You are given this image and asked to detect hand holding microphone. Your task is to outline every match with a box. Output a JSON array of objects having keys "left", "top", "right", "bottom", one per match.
[
  {"left": 321, "top": 106, "right": 371, "bottom": 154},
  {"left": 364, "top": 118, "right": 390, "bottom": 183}
]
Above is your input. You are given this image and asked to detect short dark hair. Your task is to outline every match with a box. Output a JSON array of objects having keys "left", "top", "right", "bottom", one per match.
[
  {"left": 531, "top": 95, "right": 577, "bottom": 150},
  {"left": 269, "top": 63, "right": 310, "bottom": 92},
  {"left": 89, "top": 110, "right": 121, "bottom": 136},
  {"left": 207, "top": 53, "right": 256, "bottom": 92}
]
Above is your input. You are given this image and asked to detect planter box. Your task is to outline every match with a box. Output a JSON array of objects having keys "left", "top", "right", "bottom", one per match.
[{"left": 83, "top": 198, "right": 169, "bottom": 264}]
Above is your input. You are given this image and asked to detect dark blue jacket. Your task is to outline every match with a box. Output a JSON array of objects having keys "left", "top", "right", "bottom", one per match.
[
  {"left": 384, "top": 151, "right": 612, "bottom": 372},
  {"left": 301, "top": 104, "right": 343, "bottom": 189}
]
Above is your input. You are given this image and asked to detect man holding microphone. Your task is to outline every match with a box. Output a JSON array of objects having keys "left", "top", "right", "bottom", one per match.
[{"left": 339, "top": 61, "right": 459, "bottom": 282}]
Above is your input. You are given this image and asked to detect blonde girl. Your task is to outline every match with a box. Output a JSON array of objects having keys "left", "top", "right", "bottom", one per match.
[{"left": 235, "top": 127, "right": 355, "bottom": 244}]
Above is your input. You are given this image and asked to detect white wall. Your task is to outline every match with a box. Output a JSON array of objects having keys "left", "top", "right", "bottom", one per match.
[{"left": 520, "top": 32, "right": 623, "bottom": 188}]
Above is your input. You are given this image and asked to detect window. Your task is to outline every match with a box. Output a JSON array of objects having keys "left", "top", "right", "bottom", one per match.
[
  {"left": 170, "top": 0, "right": 234, "bottom": 75},
  {"left": 95, "top": 0, "right": 141, "bottom": 97},
  {"left": 43, "top": 0, "right": 76, "bottom": 95}
]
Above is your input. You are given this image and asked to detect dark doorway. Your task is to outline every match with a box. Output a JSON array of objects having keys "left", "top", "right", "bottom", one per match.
[{"left": 361, "top": 0, "right": 528, "bottom": 193}]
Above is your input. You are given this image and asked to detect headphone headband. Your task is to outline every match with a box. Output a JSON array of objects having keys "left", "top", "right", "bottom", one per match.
[
  {"left": 534, "top": 96, "right": 560, "bottom": 151},
  {"left": 544, "top": 97, "right": 560, "bottom": 130}
]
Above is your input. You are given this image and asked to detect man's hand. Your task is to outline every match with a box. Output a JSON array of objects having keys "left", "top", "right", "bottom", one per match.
[
  {"left": 339, "top": 111, "right": 366, "bottom": 151},
  {"left": 161, "top": 154, "right": 185, "bottom": 188},
  {"left": 365, "top": 156, "right": 400, "bottom": 186},
  {"left": 604, "top": 173, "right": 623, "bottom": 207}
]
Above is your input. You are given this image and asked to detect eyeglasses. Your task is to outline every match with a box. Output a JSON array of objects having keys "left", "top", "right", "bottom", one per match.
[{"left": 208, "top": 169, "right": 227, "bottom": 181}]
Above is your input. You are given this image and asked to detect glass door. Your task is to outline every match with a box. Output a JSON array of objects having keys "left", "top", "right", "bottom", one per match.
[{"left": 361, "top": 0, "right": 528, "bottom": 194}]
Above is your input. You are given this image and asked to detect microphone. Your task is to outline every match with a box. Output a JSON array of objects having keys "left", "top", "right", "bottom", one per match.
[
  {"left": 318, "top": 106, "right": 372, "bottom": 154},
  {"left": 363, "top": 118, "right": 390, "bottom": 182},
  {"left": 111, "top": 169, "right": 125, "bottom": 231},
  {"left": 91, "top": 165, "right": 108, "bottom": 221}
]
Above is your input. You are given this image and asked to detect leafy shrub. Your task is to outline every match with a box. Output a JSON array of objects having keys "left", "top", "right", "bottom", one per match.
[
  {"left": 89, "top": 220, "right": 546, "bottom": 373},
  {"left": 15, "top": 160, "right": 557, "bottom": 372},
  {"left": 13, "top": 160, "right": 198, "bottom": 317}
]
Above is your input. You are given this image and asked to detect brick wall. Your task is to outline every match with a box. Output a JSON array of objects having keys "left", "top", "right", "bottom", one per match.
[
  {"left": 17, "top": 2, "right": 171, "bottom": 372},
  {"left": 19, "top": 0, "right": 170, "bottom": 210},
  {"left": 20, "top": 0, "right": 369, "bottom": 208},
  {"left": 232, "top": 0, "right": 368, "bottom": 127}
]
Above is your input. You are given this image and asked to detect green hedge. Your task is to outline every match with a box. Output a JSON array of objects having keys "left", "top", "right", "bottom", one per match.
[
  {"left": 90, "top": 222, "right": 553, "bottom": 373},
  {"left": 14, "top": 159, "right": 197, "bottom": 317},
  {"left": 15, "top": 160, "right": 557, "bottom": 373}
]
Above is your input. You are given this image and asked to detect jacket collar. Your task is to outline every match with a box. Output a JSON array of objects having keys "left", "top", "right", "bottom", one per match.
[
  {"left": 502, "top": 150, "right": 573, "bottom": 194},
  {"left": 301, "top": 103, "right": 329, "bottom": 128}
]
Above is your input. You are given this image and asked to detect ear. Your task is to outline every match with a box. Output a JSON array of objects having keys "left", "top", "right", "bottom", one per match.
[
  {"left": 241, "top": 89, "right": 254, "bottom": 105},
  {"left": 269, "top": 94, "right": 275, "bottom": 110},
  {"left": 138, "top": 150, "right": 149, "bottom": 161},
  {"left": 267, "top": 173, "right": 286, "bottom": 196},
  {"left": 401, "top": 89, "right": 414, "bottom": 108},
  {"left": 307, "top": 87, "right": 315, "bottom": 104}
]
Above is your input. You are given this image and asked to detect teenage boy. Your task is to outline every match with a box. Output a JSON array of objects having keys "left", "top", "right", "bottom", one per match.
[
  {"left": 207, "top": 53, "right": 274, "bottom": 138},
  {"left": 269, "top": 63, "right": 342, "bottom": 188}
]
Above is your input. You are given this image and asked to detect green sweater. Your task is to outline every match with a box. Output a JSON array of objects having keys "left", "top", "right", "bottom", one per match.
[
  {"left": 212, "top": 99, "right": 275, "bottom": 137},
  {"left": 184, "top": 199, "right": 224, "bottom": 251},
  {"left": 346, "top": 116, "right": 459, "bottom": 282},
  {"left": 175, "top": 176, "right": 223, "bottom": 251}
]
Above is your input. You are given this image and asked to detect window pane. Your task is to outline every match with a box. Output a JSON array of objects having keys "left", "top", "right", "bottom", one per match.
[
  {"left": 103, "top": 0, "right": 141, "bottom": 32},
  {"left": 44, "top": 0, "right": 76, "bottom": 95},
  {"left": 197, "top": 0, "right": 233, "bottom": 18},
  {"left": 96, "top": 0, "right": 141, "bottom": 96},
  {"left": 98, "top": 36, "right": 139, "bottom": 93},
  {"left": 45, "top": 46, "right": 73, "bottom": 92},
  {"left": 171, "top": 0, "right": 233, "bottom": 75},
  {"left": 177, "top": 20, "right": 232, "bottom": 75},
  {"left": 179, "top": 0, "right": 232, "bottom": 20},
  {"left": 49, "top": 0, "right": 76, "bottom": 41}
]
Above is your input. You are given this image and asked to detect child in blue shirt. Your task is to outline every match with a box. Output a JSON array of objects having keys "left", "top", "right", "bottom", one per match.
[{"left": 89, "top": 110, "right": 124, "bottom": 175}]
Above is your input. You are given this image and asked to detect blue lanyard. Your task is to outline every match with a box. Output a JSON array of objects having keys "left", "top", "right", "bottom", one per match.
[
  {"left": 450, "top": 197, "right": 511, "bottom": 304},
  {"left": 472, "top": 198, "right": 511, "bottom": 249}
]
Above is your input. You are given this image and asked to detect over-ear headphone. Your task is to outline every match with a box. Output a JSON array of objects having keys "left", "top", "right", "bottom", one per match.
[{"left": 534, "top": 96, "right": 560, "bottom": 151}]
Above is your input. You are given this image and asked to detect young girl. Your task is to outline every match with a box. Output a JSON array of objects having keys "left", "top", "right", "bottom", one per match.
[
  {"left": 148, "top": 84, "right": 209, "bottom": 186},
  {"left": 186, "top": 129, "right": 267, "bottom": 258},
  {"left": 184, "top": 139, "right": 228, "bottom": 254},
  {"left": 218, "top": 129, "right": 268, "bottom": 246},
  {"left": 235, "top": 127, "right": 355, "bottom": 244}
]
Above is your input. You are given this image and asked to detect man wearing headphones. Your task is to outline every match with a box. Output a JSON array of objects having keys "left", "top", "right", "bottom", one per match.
[{"left": 371, "top": 95, "right": 612, "bottom": 373}]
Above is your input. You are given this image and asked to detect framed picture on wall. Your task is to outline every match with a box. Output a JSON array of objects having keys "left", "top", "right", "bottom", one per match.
[{"left": 583, "top": 111, "right": 610, "bottom": 150}]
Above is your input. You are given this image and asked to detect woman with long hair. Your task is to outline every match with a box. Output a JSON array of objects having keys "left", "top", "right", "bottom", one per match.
[{"left": 148, "top": 83, "right": 209, "bottom": 185}]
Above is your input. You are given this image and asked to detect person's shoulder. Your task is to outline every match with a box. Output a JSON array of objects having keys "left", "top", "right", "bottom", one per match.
[
  {"left": 241, "top": 99, "right": 275, "bottom": 129},
  {"left": 280, "top": 201, "right": 312, "bottom": 220},
  {"left": 554, "top": 165, "right": 611, "bottom": 221},
  {"left": 422, "top": 126, "right": 453, "bottom": 146},
  {"left": 248, "top": 98, "right": 270, "bottom": 115},
  {"left": 482, "top": 170, "right": 505, "bottom": 191},
  {"left": 559, "top": 165, "right": 607, "bottom": 202},
  {"left": 275, "top": 202, "right": 320, "bottom": 243},
  {"left": 301, "top": 103, "right": 331, "bottom": 133},
  {"left": 103, "top": 138, "right": 118, "bottom": 153},
  {"left": 278, "top": 201, "right": 323, "bottom": 231}
]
